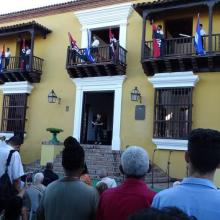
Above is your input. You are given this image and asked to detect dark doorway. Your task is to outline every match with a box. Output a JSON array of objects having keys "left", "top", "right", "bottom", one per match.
[
  {"left": 80, "top": 91, "right": 114, "bottom": 145},
  {"left": 165, "top": 17, "right": 193, "bottom": 38}
]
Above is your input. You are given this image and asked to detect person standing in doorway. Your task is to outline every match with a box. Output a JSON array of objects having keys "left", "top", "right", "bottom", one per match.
[{"left": 92, "top": 113, "right": 103, "bottom": 145}]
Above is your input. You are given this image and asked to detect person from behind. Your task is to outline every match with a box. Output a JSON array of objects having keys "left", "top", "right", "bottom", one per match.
[
  {"left": 152, "top": 128, "right": 220, "bottom": 220},
  {"left": 42, "top": 162, "right": 58, "bottom": 186},
  {"left": 96, "top": 168, "right": 117, "bottom": 188},
  {"left": 0, "top": 136, "right": 24, "bottom": 213},
  {"left": 96, "top": 182, "right": 108, "bottom": 196},
  {"left": 37, "top": 136, "right": 99, "bottom": 220},
  {"left": 96, "top": 146, "right": 156, "bottom": 220},
  {"left": 2, "top": 187, "right": 27, "bottom": 220},
  {"left": 128, "top": 207, "right": 197, "bottom": 220},
  {"left": 26, "top": 173, "right": 45, "bottom": 220},
  {"left": 80, "top": 163, "right": 92, "bottom": 186}
]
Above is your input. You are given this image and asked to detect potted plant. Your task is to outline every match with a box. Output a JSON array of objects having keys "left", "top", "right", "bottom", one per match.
[{"left": 46, "top": 128, "right": 63, "bottom": 144}]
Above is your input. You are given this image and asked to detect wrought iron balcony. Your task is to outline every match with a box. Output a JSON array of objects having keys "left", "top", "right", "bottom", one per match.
[
  {"left": 0, "top": 56, "right": 44, "bottom": 84},
  {"left": 66, "top": 44, "right": 127, "bottom": 78},
  {"left": 142, "top": 34, "right": 220, "bottom": 75}
]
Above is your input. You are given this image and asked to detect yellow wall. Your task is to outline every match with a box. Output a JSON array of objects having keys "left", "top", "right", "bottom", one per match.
[{"left": 0, "top": 1, "right": 220, "bottom": 186}]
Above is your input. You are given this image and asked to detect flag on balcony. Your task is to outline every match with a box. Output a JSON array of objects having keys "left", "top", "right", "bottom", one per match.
[
  {"left": 0, "top": 44, "right": 5, "bottom": 72},
  {"left": 68, "top": 32, "right": 80, "bottom": 53},
  {"left": 194, "top": 14, "right": 205, "bottom": 55},
  {"left": 20, "top": 38, "right": 26, "bottom": 70},
  {"left": 151, "top": 22, "right": 161, "bottom": 58},
  {"left": 84, "top": 30, "right": 95, "bottom": 63}
]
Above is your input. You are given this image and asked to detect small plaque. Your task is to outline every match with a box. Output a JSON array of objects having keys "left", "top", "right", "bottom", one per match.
[{"left": 135, "top": 105, "right": 145, "bottom": 120}]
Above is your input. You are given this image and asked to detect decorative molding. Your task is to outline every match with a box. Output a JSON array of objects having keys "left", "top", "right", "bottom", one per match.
[
  {"left": 0, "top": 81, "right": 34, "bottom": 94},
  {"left": 75, "top": 2, "right": 133, "bottom": 48},
  {"left": 72, "top": 75, "right": 126, "bottom": 150},
  {"left": 148, "top": 71, "right": 199, "bottom": 88},
  {"left": 152, "top": 138, "right": 188, "bottom": 151}
]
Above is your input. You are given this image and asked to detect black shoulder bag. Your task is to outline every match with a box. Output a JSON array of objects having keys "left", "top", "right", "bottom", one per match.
[{"left": 0, "top": 150, "right": 17, "bottom": 213}]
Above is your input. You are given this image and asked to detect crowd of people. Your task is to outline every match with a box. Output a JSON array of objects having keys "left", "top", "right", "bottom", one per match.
[{"left": 0, "top": 128, "right": 220, "bottom": 220}]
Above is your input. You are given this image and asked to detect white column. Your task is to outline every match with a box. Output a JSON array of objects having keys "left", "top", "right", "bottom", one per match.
[
  {"left": 112, "top": 85, "right": 123, "bottom": 150},
  {"left": 73, "top": 87, "right": 83, "bottom": 141},
  {"left": 81, "top": 27, "right": 88, "bottom": 48},
  {"left": 119, "top": 21, "right": 127, "bottom": 49}
]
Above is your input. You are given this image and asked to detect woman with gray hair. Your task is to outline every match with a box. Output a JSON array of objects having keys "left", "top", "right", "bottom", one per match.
[
  {"left": 26, "top": 173, "right": 46, "bottom": 220},
  {"left": 96, "top": 146, "right": 156, "bottom": 220}
]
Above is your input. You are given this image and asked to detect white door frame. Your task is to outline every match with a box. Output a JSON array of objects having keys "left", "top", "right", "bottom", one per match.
[{"left": 72, "top": 75, "right": 126, "bottom": 150}]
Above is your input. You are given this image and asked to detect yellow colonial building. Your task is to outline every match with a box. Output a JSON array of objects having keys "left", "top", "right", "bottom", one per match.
[{"left": 0, "top": 0, "right": 220, "bottom": 186}]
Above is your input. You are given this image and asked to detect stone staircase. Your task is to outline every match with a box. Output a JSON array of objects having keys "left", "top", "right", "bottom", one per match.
[{"left": 25, "top": 144, "right": 173, "bottom": 189}]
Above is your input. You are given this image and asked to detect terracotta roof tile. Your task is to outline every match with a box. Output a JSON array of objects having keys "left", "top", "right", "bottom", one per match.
[
  {"left": 0, "top": 20, "right": 52, "bottom": 36},
  {"left": 0, "top": 0, "right": 129, "bottom": 24},
  {"left": 133, "top": 0, "right": 206, "bottom": 16}
]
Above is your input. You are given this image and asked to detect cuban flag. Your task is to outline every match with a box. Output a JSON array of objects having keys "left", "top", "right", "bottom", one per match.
[
  {"left": 151, "top": 21, "right": 161, "bottom": 58},
  {"left": 194, "top": 14, "right": 205, "bottom": 55},
  {"left": 84, "top": 30, "right": 95, "bottom": 63},
  {"left": 0, "top": 44, "right": 5, "bottom": 72},
  {"left": 68, "top": 32, "right": 81, "bottom": 54}
]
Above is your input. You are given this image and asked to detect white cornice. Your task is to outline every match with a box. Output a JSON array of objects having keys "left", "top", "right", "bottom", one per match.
[
  {"left": 72, "top": 75, "right": 126, "bottom": 90},
  {"left": 152, "top": 138, "right": 188, "bottom": 151},
  {"left": 74, "top": 2, "right": 133, "bottom": 28},
  {"left": 148, "top": 71, "right": 199, "bottom": 88},
  {"left": 0, "top": 81, "right": 34, "bottom": 94}
]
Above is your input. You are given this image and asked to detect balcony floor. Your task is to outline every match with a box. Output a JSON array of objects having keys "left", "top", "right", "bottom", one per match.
[
  {"left": 0, "top": 69, "right": 42, "bottom": 84},
  {"left": 67, "top": 61, "right": 126, "bottom": 78},
  {"left": 142, "top": 53, "right": 220, "bottom": 76}
]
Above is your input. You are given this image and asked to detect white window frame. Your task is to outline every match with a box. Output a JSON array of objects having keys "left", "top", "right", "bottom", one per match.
[
  {"left": 0, "top": 81, "right": 34, "bottom": 139},
  {"left": 74, "top": 2, "right": 133, "bottom": 49},
  {"left": 72, "top": 75, "right": 126, "bottom": 150},
  {"left": 148, "top": 71, "right": 199, "bottom": 151}
]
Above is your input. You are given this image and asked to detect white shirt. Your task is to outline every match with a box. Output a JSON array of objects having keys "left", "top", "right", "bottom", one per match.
[
  {"left": 200, "top": 29, "right": 206, "bottom": 36},
  {"left": 92, "top": 39, "right": 100, "bottom": 47},
  {"left": 0, "top": 143, "right": 24, "bottom": 183},
  {"left": 157, "top": 30, "right": 164, "bottom": 35},
  {"left": 110, "top": 37, "right": 117, "bottom": 48},
  {"left": 97, "top": 177, "right": 117, "bottom": 188},
  {"left": 5, "top": 51, "right": 11, "bottom": 58},
  {"left": 26, "top": 49, "right": 31, "bottom": 55}
]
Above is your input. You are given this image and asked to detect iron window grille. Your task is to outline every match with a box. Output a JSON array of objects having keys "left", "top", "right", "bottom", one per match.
[
  {"left": 153, "top": 88, "right": 193, "bottom": 139},
  {"left": 1, "top": 93, "right": 28, "bottom": 134}
]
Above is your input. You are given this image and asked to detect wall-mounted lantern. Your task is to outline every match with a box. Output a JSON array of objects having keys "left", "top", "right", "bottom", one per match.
[
  {"left": 130, "top": 87, "right": 142, "bottom": 103},
  {"left": 48, "top": 90, "right": 61, "bottom": 104}
]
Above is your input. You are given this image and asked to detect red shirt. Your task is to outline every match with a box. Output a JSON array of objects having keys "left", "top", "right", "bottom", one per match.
[{"left": 96, "top": 178, "right": 156, "bottom": 220}]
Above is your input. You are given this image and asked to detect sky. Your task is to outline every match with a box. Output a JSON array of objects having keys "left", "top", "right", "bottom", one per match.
[{"left": 0, "top": 0, "right": 73, "bottom": 15}]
